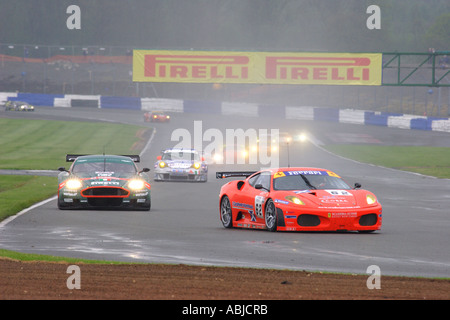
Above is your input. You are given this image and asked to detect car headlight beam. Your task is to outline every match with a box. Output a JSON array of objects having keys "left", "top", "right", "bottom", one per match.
[
  {"left": 366, "top": 194, "right": 377, "bottom": 205},
  {"left": 65, "top": 179, "right": 82, "bottom": 190},
  {"left": 128, "top": 179, "right": 145, "bottom": 190},
  {"left": 285, "top": 195, "right": 305, "bottom": 205}
]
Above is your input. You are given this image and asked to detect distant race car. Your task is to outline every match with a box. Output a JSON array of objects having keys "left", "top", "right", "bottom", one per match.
[
  {"left": 144, "top": 110, "right": 170, "bottom": 122},
  {"left": 207, "top": 144, "right": 249, "bottom": 165},
  {"left": 57, "top": 154, "right": 151, "bottom": 210},
  {"left": 5, "top": 101, "right": 35, "bottom": 111},
  {"left": 154, "top": 148, "right": 208, "bottom": 182},
  {"left": 217, "top": 167, "right": 382, "bottom": 232}
]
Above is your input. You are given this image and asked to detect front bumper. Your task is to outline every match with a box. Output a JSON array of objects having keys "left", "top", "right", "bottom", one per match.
[
  {"left": 58, "top": 188, "right": 151, "bottom": 210},
  {"left": 154, "top": 168, "right": 207, "bottom": 182},
  {"left": 274, "top": 203, "right": 382, "bottom": 232}
]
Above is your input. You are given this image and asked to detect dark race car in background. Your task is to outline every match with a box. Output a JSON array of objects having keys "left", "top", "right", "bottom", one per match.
[
  {"left": 57, "top": 154, "right": 151, "bottom": 210},
  {"left": 5, "top": 101, "right": 35, "bottom": 111},
  {"left": 217, "top": 167, "right": 382, "bottom": 232}
]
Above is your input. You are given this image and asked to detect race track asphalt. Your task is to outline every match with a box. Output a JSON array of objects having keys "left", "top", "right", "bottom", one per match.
[{"left": 1, "top": 106, "right": 449, "bottom": 278}]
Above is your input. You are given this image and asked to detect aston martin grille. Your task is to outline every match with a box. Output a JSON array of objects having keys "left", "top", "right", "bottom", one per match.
[{"left": 81, "top": 187, "right": 128, "bottom": 197}]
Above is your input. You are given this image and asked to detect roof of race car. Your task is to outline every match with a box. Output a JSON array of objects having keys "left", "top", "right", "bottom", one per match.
[
  {"left": 10, "top": 101, "right": 30, "bottom": 104},
  {"left": 67, "top": 154, "right": 139, "bottom": 163},
  {"left": 216, "top": 167, "right": 340, "bottom": 180},
  {"left": 163, "top": 148, "right": 199, "bottom": 153},
  {"left": 75, "top": 155, "right": 134, "bottom": 163},
  {"left": 260, "top": 167, "right": 336, "bottom": 174},
  {"left": 255, "top": 167, "right": 342, "bottom": 179}
]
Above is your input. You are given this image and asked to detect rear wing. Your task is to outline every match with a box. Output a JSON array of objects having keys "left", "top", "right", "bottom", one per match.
[
  {"left": 65, "top": 154, "right": 141, "bottom": 162},
  {"left": 216, "top": 171, "right": 256, "bottom": 179}
]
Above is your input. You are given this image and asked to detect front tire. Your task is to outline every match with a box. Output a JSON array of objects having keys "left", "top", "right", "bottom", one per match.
[
  {"left": 220, "top": 196, "right": 233, "bottom": 228},
  {"left": 265, "top": 199, "right": 277, "bottom": 232},
  {"left": 57, "top": 197, "right": 69, "bottom": 210},
  {"left": 137, "top": 199, "right": 151, "bottom": 211}
]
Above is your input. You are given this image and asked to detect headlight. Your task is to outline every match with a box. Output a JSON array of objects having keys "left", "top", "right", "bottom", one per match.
[
  {"left": 212, "top": 154, "right": 223, "bottom": 162},
  {"left": 128, "top": 179, "right": 145, "bottom": 190},
  {"left": 285, "top": 195, "right": 305, "bottom": 205},
  {"left": 159, "top": 161, "right": 166, "bottom": 168},
  {"left": 298, "top": 133, "right": 308, "bottom": 142},
  {"left": 192, "top": 162, "right": 201, "bottom": 169},
  {"left": 65, "top": 179, "right": 82, "bottom": 190},
  {"left": 366, "top": 194, "right": 377, "bottom": 205}
]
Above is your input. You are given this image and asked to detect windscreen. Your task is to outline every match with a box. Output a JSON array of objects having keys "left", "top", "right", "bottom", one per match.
[
  {"left": 162, "top": 151, "right": 200, "bottom": 161},
  {"left": 273, "top": 170, "right": 351, "bottom": 190},
  {"left": 72, "top": 158, "right": 137, "bottom": 174}
]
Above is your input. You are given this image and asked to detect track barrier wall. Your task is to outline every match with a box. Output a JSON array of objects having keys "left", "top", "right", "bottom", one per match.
[{"left": 1, "top": 92, "right": 450, "bottom": 133}]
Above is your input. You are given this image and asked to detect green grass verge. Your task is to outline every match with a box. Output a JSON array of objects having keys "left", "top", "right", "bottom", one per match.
[
  {"left": 0, "top": 175, "right": 56, "bottom": 221},
  {"left": 0, "top": 118, "right": 149, "bottom": 170},
  {"left": 0, "top": 117, "right": 151, "bottom": 221},
  {"left": 0, "top": 248, "right": 128, "bottom": 264},
  {"left": 323, "top": 145, "right": 450, "bottom": 179}
]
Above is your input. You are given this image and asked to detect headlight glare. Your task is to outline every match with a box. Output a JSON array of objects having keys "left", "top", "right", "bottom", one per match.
[
  {"left": 128, "top": 179, "right": 145, "bottom": 190},
  {"left": 285, "top": 195, "right": 305, "bottom": 205},
  {"left": 212, "top": 154, "right": 222, "bottom": 162},
  {"left": 366, "top": 194, "right": 377, "bottom": 205},
  {"left": 159, "top": 161, "right": 166, "bottom": 168},
  {"left": 192, "top": 162, "right": 201, "bottom": 169},
  {"left": 66, "top": 179, "right": 82, "bottom": 190}
]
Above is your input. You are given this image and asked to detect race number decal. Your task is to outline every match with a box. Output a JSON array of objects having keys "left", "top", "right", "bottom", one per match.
[
  {"left": 254, "top": 196, "right": 265, "bottom": 218},
  {"left": 325, "top": 190, "right": 352, "bottom": 196}
]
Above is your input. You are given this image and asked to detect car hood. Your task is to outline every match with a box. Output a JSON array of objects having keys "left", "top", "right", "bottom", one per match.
[
  {"left": 73, "top": 172, "right": 135, "bottom": 186},
  {"left": 279, "top": 189, "right": 363, "bottom": 208},
  {"left": 159, "top": 160, "right": 196, "bottom": 168}
]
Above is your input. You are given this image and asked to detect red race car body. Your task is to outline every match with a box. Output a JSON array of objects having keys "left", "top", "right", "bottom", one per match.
[{"left": 217, "top": 167, "right": 382, "bottom": 232}]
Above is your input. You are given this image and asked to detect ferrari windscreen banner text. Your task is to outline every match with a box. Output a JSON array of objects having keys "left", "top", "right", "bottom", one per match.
[{"left": 133, "top": 50, "right": 382, "bottom": 86}]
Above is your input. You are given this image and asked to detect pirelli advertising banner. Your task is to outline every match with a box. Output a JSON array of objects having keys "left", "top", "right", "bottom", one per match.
[{"left": 133, "top": 50, "right": 382, "bottom": 86}]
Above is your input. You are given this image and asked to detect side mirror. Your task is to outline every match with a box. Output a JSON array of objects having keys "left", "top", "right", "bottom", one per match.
[
  {"left": 255, "top": 184, "right": 269, "bottom": 191},
  {"left": 157, "top": 156, "right": 162, "bottom": 160},
  {"left": 354, "top": 183, "right": 361, "bottom": 189},
  {"left": 140, "top": 168, "right": 150, "bottom": 173},
  {"left": 58, "top": 167, "right": 67, "bottom": 172}
]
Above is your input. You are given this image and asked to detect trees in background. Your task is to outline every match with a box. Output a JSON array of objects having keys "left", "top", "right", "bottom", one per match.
[{"left": 0, "top": 0, "right": 448, "bottom": 52}]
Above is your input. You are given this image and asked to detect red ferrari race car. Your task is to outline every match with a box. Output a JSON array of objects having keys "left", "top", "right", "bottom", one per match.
[
  {"left": 217, "top": 167, "right": 382, "bottom": 232},
  {"left": 144, "top": 110, "right": 170, "bottom": 122}
]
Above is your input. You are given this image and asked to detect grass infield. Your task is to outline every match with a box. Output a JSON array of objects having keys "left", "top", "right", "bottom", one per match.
[
  {"left": 323, "top": 144, "right": 450, "bottom": 179},
  {"left": 0, "top": 118, "right": 149, "bottom": 170},
  {"left": 0, "top": 118, "right": 150, "bottom": 221}
]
